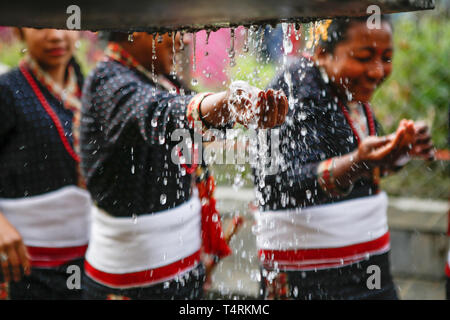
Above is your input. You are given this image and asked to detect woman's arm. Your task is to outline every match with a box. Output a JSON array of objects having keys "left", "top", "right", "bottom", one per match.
[{"left": 92, "top": 74, "right": 287, "bottom": 146}]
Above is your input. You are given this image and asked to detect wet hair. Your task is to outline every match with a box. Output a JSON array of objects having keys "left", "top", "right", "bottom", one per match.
[{"left": 318, "top": 15, "right": 392, "bottom": 53}]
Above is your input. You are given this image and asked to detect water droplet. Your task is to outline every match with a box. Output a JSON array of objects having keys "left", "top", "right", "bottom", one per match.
[
  {"left": 293, "top": 286, "right": 299, "bottom": 297},
  {"left": 281, "top": 23, "right": 293, "bottom": 54},
  {"left": 301, "top": 127, "right": 307, "bottom": 136},
  {"left": 160, "top": 194, "right": 167, "bottom": 205},
  {"left": 242, "top": 27, "right": 249, "bottom": 53},
  {"left": 306, "top": 189, "right": 312, "bottom": 199}
]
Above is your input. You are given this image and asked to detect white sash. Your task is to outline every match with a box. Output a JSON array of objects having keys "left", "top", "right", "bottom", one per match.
[
  {"left": 86, "top": 196, "right": 202, "bottom": 274},
  {"left": 254, "top": 192, "right": 389, "bottom": 250},
  {"left": 0, "top": 186, "right": 91, "bottom": 247}
]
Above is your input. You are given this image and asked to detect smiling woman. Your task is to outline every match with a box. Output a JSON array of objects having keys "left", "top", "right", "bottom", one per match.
[
  {"left": 253, "top": 16, "right": 435, "bottom": 300},
  {"left": 315, "top": 16, "right": 393, "bottom": 103}
]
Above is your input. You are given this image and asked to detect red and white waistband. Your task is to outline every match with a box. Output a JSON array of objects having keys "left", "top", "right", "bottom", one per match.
[
  {"left": 0, "top": 186, "right": 92, "bottom": 267},
  {"left": 254, "top": 192, "right": 390, "bottom": 270},
  {"left": 85, "top": 196, "right": 202, "bottom": 289}
]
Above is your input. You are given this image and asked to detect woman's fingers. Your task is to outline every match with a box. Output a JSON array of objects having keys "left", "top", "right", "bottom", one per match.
[
  {"left": 265, "top": 89, "right": 278, "bottom": 128},
  {"left": 414, "top": 134, "right": 432, "bottom": 146},
  {"left": 413, "top": 143, "right": 435, "bottom": 158},
  {"left": 276, "top": 90, "right": 288, "bottom": 125},
  {"left": 364, "top": 135, "right": 392, "bottom": 150},
  {"left": 414, "top": 121, "right": 429, "bottom": 135},
  {"left": 257, "top": 91, "right": 267, "bottom": 128},
  {"left": 6, "top": 245, "right": 21, "bottom": 282},
  {"left": 0, "top": 246, "right": 10, "bottom": 283},
  {"left": 17, "top": 242, "right": 31, "bottom": 277},
  {"left": 367, "top": 131, "right": 403, "bottom": 161}
]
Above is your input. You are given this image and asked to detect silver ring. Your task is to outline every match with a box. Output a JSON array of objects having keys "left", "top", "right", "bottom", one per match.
[{"left": 0, "top": 252, "right": 8, "bottom": 262}]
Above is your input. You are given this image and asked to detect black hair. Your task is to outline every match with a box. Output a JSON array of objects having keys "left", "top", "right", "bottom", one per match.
[{"left": 318, "top": 15, "right": 393, "bottom": 53}]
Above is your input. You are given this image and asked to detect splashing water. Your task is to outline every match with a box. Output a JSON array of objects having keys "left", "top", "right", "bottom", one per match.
[{"left": 282, "top": 23, "right": 295, "bottom": 109}]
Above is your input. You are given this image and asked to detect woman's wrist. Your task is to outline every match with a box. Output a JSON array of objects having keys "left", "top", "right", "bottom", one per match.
[{"left": 199, "top": 91, "right": 233, "bottom": 128}]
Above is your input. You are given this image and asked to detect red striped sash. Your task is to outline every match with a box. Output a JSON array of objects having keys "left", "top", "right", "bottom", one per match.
[
  {"left": 85, "top": 250, "right": 201, "bottom": 289},
  {"left": 259, "top": 232, "right": 390, "bottom": 271},
  {"left": 27, "top": 244, "right": 88, "bottom": 268}
]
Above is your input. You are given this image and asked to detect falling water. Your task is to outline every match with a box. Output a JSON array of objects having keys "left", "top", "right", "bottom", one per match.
[
  {"left": 282, "top": 23, "right": 294, "bottom": 109},
  {"left": 151, "top": 35, "right": 158, "bottom": 96},
  {"left": 179, "top": 31, "right": 185, "bottom": 51},
  {"left": 258, "top": 26, "right": 265, "bottom": 53},
  {"left": 205, "top": 29, "right": 211, "bottom": 56},
  {"left": 191, "top": 32, "right": 198, "bottom": 87},
  {"left": 243, "top": 27, "right": 249, "bottom": 53},
  {"left": 131, "top": 147, "right": 135, "bottom": 174},
  {"left": 294, "top": 23, "right": 301, "bottom": 41},
  {"left": 228, "top": 27, "right": 236, "bottom": 67},
  {"left": 171, "top": 32, "right": 177, "bottom": 78}
]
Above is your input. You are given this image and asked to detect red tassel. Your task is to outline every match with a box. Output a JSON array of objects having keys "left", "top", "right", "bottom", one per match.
[{"left": 198, "top": 176, "right": 232, "bottom": 259}]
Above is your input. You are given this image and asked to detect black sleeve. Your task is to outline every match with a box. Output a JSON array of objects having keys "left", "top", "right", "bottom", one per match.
[
  {"left": 259, "top": 97, "right": 333, "bottom": 205},
  {"left": 0, "top": 84, "right": 16, "bottom": 146},
  {"left": 88, "top": 72, "right": 194, "bottom": 147}
]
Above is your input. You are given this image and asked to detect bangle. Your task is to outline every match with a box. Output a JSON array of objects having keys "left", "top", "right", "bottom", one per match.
[
  {"left": 187, "top": 92, "right": 214, "bottom": 133},
  {"left": 317, "top": 157, "right": 354, "bottom": 197}
]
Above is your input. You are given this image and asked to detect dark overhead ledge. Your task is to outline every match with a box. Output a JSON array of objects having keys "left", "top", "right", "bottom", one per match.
[{"left": 0, "top": 0, "right": 435, "bottom": 33}]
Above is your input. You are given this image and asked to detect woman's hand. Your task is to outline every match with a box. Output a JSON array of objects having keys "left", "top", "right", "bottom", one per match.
[
  {"left": 199, "top": 81, "right": 288, "bottom": 129},
  {"left": 410, "top": 121, "right": 435, "bottom": 161},
  {"left": 226, "top": 81, "right": 288, "bottom": 128},
  {"left": 355, "top": 135, "right": 394, "bottom": 164},
  {"left": 0, "top": 213, "right": 31, "bottom": 282}
]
